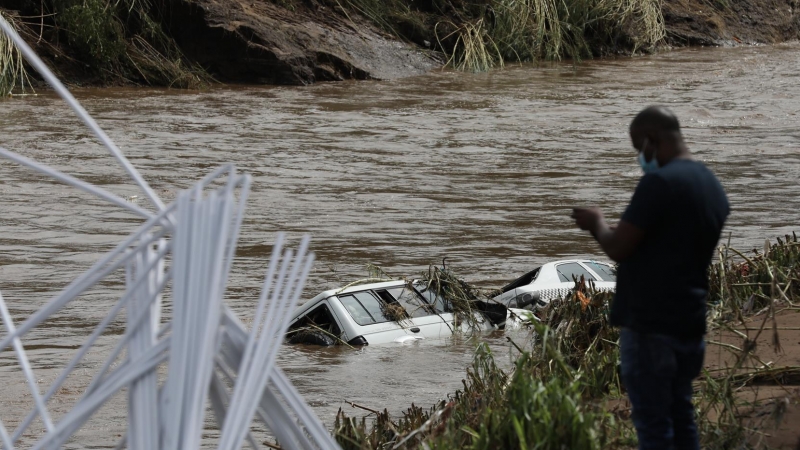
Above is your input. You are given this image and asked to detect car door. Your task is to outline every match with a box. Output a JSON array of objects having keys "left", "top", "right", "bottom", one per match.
[
  {"left": 409, "top": 282, "right": 498, "bottom": 334},
  {"left": 336, "top": 291, "right": 409, "bottom": 345},
  {"left": 378, "top": 286, "right": 449, "bottom": 339}
]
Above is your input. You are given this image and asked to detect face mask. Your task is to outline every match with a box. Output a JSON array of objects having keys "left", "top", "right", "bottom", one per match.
[{"left": 637, "top": 138, "right": 659, "bottom": 174}]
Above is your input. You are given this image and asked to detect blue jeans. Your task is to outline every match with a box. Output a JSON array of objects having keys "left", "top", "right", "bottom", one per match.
[{"left": 620, "top": 328, "right": 705, "bottom": 450}]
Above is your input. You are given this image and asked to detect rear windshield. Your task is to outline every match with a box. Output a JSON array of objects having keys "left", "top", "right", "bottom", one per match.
[
  {"left": 555, "top": 262, "right": 596, "bottom": 282},
  {"left": 584, "top": 261, "right": 617, "bottom": 282}
]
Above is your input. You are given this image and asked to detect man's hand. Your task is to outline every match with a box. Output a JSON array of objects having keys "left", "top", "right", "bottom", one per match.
[
  {"left": 571, "top": 207, "right": 645, "bottom": 262},
  {"left": 571, "top": 207, "right": 605, "bottom": 235}
]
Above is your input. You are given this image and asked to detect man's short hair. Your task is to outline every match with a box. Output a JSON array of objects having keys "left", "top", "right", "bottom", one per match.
[{"left": 630, "top": 106, "right": 681, "bottom": 135}]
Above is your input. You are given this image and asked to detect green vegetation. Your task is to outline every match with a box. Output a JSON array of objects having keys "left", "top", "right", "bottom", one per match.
[
  {"left": 332, "top": 279, "right": 633, "bottom": 449},
  {"left": 709, "top": 233, "right": 799, "bottom": 318},
  {"left": 330, "top": 234, "right": 800, "bottom": 449},
  {"left": 55, "top": 0, "right": 211, "bottom": 86},
  {"left": 336, "top": 0, "right": 666, "bottom": 71},
  {"left": 0, "top": 0, "right": 211, "bottom": 89}
]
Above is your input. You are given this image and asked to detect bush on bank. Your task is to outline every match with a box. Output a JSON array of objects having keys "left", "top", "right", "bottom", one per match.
[
  {"left": 0, "top": 0, "right": 210, "bottom": 91},
  {"left": 335, "top": 0, "right": 665, "bottom": 71}
]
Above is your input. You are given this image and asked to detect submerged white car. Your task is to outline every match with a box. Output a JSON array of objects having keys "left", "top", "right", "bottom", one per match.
[
  {"left": 493, "top": 260, "right": 616, "bottom": 309},
  {"left": 286, "top": 279, "right": 529, "bottom": 346}
]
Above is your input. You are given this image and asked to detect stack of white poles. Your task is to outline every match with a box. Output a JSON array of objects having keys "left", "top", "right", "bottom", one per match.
[{"left": 0, "top": 14, "right": 342, "bottom": 450}]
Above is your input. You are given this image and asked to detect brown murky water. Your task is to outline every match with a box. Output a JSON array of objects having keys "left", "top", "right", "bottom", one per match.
[{"left": 1, "top": 42, "right": 799, "bottom": 447}]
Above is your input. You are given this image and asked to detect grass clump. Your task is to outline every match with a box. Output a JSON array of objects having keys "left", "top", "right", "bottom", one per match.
[
  {"left": 332, "top": 0, "right": 666, "bottom": 72},
  {"left": 2, "top": 0, "right": 211, "bottom": 87},
  {"left": 538, "top": 278, "right": 621, "bottom": 399},
  {"left": 56, "top": 0, "right": 212, "bottom": 87},
  {"left": 436, "top": 18, "right": 503, "bottom": 72},
  {"left": 709, "top": 232, "right": 799, "bottom": 320},
  {"left": 335, "top": 338, "right": 619, "bottom": 450},
  {"left": 0, "top": 9, "right": 34, "bottom": 95},
  {"left": 417, "top": 262, "right": 493, "bottom": 330}
]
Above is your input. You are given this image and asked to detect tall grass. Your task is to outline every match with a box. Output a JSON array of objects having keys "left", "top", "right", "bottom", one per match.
[
  {"left": 57, "top": 0, "right": 212, "bottom": 87},
  {"left": 332, "top": 0, "right": 666, "bottom": 72},
  {"left": 0, "top": 10, "right": 33, "bottom": 95},
  {"left": 436, "top": 18, "right": 503, "bottom": 72},
  {"left": 334, "top": 338, "right": 619, "bottom": 450},
  {"left": 2, "top": 0, "right": 211, "bottom": 87},
  {"left": 709, "top": 233, "right": 799, "bottom": 318}
]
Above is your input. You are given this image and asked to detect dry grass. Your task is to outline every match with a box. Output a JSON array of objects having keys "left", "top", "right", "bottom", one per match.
[
  {"left": 335, "top": 0, "right": 666, "bottom": 72},
  {"left": 0, "top": 10, "right": 34, "bottom": 96}
]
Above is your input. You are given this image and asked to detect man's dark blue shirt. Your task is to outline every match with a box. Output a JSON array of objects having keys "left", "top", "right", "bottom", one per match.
[{"left": 611, "top": 158, "right": 730, "bottom": 338}]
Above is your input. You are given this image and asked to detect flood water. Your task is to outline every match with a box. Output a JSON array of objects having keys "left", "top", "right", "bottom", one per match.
[{"left": 1, "top": 42, "right": 799, "bottom": 447}]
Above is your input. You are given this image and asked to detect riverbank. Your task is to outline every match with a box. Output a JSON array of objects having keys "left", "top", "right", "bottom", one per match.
[
  {"left": 331, "top": 234, "right": 800, "bottom": 449},
  {"left": 1, "top": 0, "right": 799, "bottom": 90}
]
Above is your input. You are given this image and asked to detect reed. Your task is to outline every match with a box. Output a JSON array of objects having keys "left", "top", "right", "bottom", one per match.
[
  {"left": 436, "top": 18, "right": 503, "bottom": 72},
  {"left": 537, "top": 279, "right": 622, "bottom": 399},
  {"left": 0, "top": 10, "right": 33, "bottom": 95},
  {"left": 334, "top": 339, "right": 617, "bottom": 450},
  {"left": 2, "top": 0, "right": 211, "bottom": 87},
  {"left": 709, "top": 233, "right": 799, "bottom": 322},
  {"left": 333, "top": 0, "right": 665, "bottom": 72}
]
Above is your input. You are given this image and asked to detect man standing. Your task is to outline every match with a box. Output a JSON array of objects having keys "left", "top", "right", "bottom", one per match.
[{"left": 571, "top": 106, "right": 729, "bottom": 450}]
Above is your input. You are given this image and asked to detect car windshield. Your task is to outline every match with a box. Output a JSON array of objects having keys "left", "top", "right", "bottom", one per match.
[{"left": 584, "top": 261, "right": 617, "bottom": 282}]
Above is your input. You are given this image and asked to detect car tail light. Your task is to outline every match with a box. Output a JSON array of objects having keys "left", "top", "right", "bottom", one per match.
[{"left": 347, "top": 335, "right": 368, "bottom": 346}]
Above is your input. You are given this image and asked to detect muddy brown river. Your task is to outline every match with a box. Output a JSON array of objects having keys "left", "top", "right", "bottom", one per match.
[{"left": 1, "top": 43, "right": 799, "bottom": 447}]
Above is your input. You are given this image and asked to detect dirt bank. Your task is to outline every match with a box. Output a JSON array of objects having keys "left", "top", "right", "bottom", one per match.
[
  {"left": 664, "top": 0, "right": 800, "bottom": 47},
  {"left": 152, "top": 0, "right": 440, "bottom": 85},
  {"left": 1, "top": 0, "right": 799, "bottom": 87},
  {"left": 706, "top": 308, "right": 800, "bottom": 449}
]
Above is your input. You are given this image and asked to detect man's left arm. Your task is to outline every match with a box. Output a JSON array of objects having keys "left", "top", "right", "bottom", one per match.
[{"left": 572, "top": 174, "right": 668, "bottom": 262}]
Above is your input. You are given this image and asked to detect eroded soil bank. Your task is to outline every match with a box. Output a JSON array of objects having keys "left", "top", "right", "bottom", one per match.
[{"left": 1, "top": 0, "right": 799, "bottom": 87}]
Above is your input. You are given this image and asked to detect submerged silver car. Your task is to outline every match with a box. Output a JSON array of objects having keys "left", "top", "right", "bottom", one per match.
[
  {"left": 286, "top": 279, "right": 529, "bottom": 346},
  {"left": 493, "top": 260, "right": 616, "bottom": 309}
]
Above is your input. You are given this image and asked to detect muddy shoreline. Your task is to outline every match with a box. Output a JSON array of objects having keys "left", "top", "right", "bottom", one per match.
[{"left": 1, "top": 0, "right": 799, "bottom": 88}]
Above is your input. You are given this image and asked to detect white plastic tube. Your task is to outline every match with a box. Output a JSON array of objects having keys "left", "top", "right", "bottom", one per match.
[{"left": 0, "top": 15, "right": 165, "bottom": 212}]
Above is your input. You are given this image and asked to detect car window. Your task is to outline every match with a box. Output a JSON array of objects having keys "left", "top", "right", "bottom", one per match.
[
  {"left": 353, "top": 291, "right": 392, "bottom": 323},
  {"left": 338, "top": 294, "right": 376, "bottom": 325},
  {"left": 555, "top": 262, "right": 596, "bottom": 282},
  {"left": 584, "top": 261, "right": 617, "bottom": 282},
  {"left": 385, "top": 286, "right": 435, "bottom": 318},
  {"left": 412, "top": 284, "right": 448, "bottom": 313},
  {"left": 287, "top": 303, "right": 341, "bottom": 337}
]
